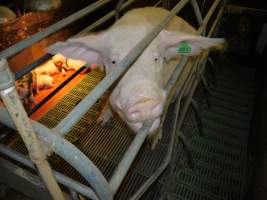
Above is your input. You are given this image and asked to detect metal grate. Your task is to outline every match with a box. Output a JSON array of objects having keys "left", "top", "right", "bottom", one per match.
[{"left": 3, "top": 68, "right": 175, "bottom": 199}]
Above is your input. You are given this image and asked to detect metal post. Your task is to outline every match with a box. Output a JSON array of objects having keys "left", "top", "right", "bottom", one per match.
[
  {"left": 200, "top": 73, "right": 211, "bottom": 108},
  {"left": 0, "top": 59, "right": 65, "bottom": 200}
]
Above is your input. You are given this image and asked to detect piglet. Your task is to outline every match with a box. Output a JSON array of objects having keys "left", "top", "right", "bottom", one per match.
[
  {"left": 34, "top": 60, "right": 60, "bottom": 75},
  {"left": 15, "top": 73, "right": 36, "bottom": 112},
  {"left": 31, "top": 72, "right": 54, "bottom": 94}
]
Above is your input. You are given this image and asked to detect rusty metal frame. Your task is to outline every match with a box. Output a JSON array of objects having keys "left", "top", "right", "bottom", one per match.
[{"left": 0, "top": 0, "right": 227, "bottom": 199}]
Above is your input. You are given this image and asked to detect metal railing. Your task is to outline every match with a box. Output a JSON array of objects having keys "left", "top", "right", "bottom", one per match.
[{"left": 0, "top": 0, "right": 227, "bottom": 199}]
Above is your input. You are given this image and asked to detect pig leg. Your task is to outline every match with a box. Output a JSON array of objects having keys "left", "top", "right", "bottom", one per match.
[
  {"left": 147, "top": 118, "right": 162, "bottom": 149},
  {"left": 97, "top": 101, "right": 114, "bottom": 127}
]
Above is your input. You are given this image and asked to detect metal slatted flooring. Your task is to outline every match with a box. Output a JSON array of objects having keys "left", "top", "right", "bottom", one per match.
[
  {"left": 2, "top": 69, "right": 175, "bottom": 199},
  {"left": 172, "top": 58, "right": 255, "bottom": 200}
]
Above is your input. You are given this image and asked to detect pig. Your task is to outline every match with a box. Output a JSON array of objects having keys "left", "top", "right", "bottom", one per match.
[
  {"left": 15, "top": 73, "right": 36, "bottom": 112},
  {"left": 34, "top": 60, "right": 60, "bottom": 75},
  {"left": 52, "top": 53, "right": 86, "bottom": 73},
  {"left": 48, "top": 7, "right": 224, "bottom": 147},
  {"left": 31, "top": 72, "right": 55, "bottom": 94}
]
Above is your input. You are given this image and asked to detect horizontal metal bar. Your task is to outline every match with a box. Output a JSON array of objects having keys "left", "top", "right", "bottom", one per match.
[
  {"left": 56, "top": 0, "right": 190, "bottom": 136},
  {"left": 0, "top": 143, "right": 99, "bottom": 200},
  {"left": 15, "top": 54, "right": 52, "bottom": 80},
  {"left": 0, "top": 108, "right": 112, "bottom": 200},
  {"left": 28, "top": 66, "right": 86, "bottom": 116},
  {"left": 0, "top": 0, "right": 112, "bottom": 59}
]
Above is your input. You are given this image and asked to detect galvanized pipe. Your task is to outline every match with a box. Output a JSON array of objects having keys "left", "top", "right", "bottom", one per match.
[
  {"left": 190, "top": 0, "right": 203, "bottom": 26},
  {"left": 198, "top": 0, "right": 221, "bottom": 34},
  {"left": 0, "top": 144, "right": 99, "bottom": 200},
  {"left": 115, "top": 0, "right": 125, "bottom": 20},
  {"left": 129, "top": 0, "right": 226, "bottom": 197},
  {"left": 15, "top": 0, "right": 137, "bottom": 80},
  {"left": 0, "top": 109, "right": 112, "bottom": 200},
  {"left": 78, "top": 0, "right": 137, "bottom": 36},
  {"left": 0, "top": 59, "right": 65, "bottom": 200},
  {"left": 56, "top": 0, "right": 190, "bottom": 135},
  {"left": 0, "top": 0, "right": 113, "bottom": 59}
]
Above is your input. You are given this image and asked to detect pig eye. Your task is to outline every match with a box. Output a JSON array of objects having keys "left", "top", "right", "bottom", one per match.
[{"left": 111, "top": 60, "right": 116, "bottom": 64}]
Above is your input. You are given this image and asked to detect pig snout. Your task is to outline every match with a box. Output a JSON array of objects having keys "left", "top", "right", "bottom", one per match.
[{"left": 126, "top": 97, "right": 164, "bottom": 122}]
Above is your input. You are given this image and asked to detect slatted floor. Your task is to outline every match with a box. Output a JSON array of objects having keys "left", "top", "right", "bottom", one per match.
[
  {"left": 172, "top": 57, "right": 255, "bottom": 200},
  {"left": 0, "top": 56, "right": 255, "bottom": 200}
]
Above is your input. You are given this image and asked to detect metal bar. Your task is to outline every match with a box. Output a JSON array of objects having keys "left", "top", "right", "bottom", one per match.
[
  {"left": 0, "top": 0, "right": 113, "bottom": 59},
  {"left": 0, "top": 59, "right": 65, "bottom": 200},
  {"left": 77, "top": 0, "right": 137, "bottom": 35},
  {"left": 208, "top": 1, "right": 225, "bottom": 37},
  {"left": 0, "top": 109, "right": 112, "bottom": 200},
  {"left": 109, "top": 120, "right": 154, "bottom": 193},
  {"left": 28, "top": 66, "right": 86, "bottom": 116},
  {"left": 15, "top": 54, "right": 52, "bottom": 80},
  {"left": 31, "top": 121, "right": 112, "bottom": 200},
  {"left": 69, "top": 189, "right": 80, "bottom": 200},
  {"left": 154, "top": 0, "right": 163, "bottom": 7},
  {"left": 115, "top": 0, "right": 125, "bottom": 21},
  {"left": 0, "top": 157, "right": 53, "bottom": 200},
  {"left": 56, "top": 0, "right": 190, "bottom": 135},
  {"left": 15, "top": 0, "right": 137, "bottom": 80},
  {"left": 198, "top": 0, "right": 221, "bottom": 34},
  {"left": 190, "top": 0, "right": 203, "bottom": 26},
  {"left": 0, "top": 144, "right": 98, "bottom": 200}
]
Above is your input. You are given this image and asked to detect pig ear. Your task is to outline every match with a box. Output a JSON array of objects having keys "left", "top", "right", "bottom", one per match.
[
  {"left": 47, "top": 33, "right": 107, "bottom": 65},
  {"left": 160, "top": 30, "right": 225, "bottom": 60}
]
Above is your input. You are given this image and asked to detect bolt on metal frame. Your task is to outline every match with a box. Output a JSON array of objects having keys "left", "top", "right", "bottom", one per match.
[{"left": 0, "top": 0, "right": 227, "bottom": 199}]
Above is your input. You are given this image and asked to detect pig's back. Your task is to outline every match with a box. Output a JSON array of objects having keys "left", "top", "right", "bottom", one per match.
[{"left": 116, "top": 7, "right": 196, "bottom": 34}]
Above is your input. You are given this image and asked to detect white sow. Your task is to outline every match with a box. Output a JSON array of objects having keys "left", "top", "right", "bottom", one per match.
[{"left": 48, "top": 7, "right": 225, "bottom": 147}]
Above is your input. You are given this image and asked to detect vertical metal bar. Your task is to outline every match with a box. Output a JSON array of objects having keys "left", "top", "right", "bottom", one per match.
[{"left": 0, "top": 59, "right": 65, "bottom": 200}]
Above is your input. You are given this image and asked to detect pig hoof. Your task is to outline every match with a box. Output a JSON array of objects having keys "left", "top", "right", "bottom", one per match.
[
  {"left": 97, "top": 110, "right": 113, "bottom": 128},
  {"left": 147, "top": 128, "right": 162, "bottom": 149}
]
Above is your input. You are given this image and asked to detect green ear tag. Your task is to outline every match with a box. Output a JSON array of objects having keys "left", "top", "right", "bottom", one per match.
[{"left": 177, "top": 41, "right": 192, "bottom": 54}]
